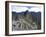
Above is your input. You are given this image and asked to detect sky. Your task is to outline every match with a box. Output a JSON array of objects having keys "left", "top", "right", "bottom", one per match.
[{"left": 11, "top": 5, "right": 41, "bottom": 13}]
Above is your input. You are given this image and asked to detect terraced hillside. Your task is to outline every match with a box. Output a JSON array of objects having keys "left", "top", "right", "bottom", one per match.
[{"left": 12, "top": 10, "right": 41, "bottom": 31}]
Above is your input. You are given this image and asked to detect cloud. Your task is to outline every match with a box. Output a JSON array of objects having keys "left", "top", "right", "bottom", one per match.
[
  {"left": 28, "top": 7, "right": 41, "bottom": 12},
  {"left": 12, "top": 6, "right": 41, "bottom": 13},
  {"left": 12, "top": 6, "right": 28, "bottom": 13}
]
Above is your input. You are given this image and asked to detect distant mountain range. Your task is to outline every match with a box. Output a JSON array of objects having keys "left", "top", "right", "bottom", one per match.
[
  {"left": 12, "top": 11, "right": 41, "bottom": 22},
  {"left": 12, "top": 11, "right": 41, "bottom": 29}
]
